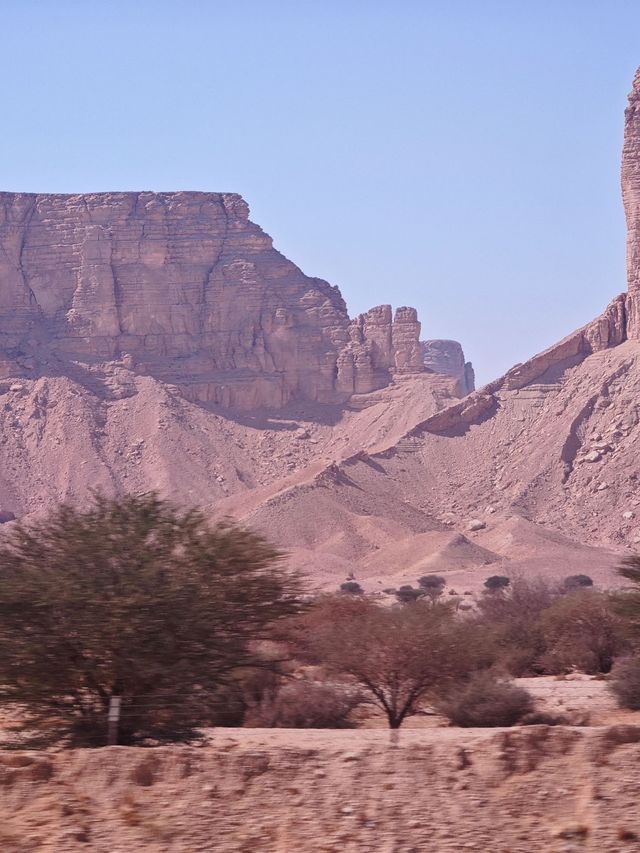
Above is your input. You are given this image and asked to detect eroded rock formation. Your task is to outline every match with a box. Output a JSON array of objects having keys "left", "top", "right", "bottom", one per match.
[
  {"left": 422, "top": 339, "right": 475, "bottom": 394},
  {"left": 0, "top": 192, "right": 435, "bottom": 408}
]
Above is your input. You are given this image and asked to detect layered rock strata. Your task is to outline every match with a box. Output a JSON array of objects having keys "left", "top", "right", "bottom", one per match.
[{"left": 0, "top": 192, "right": 431, "bottom": 408}]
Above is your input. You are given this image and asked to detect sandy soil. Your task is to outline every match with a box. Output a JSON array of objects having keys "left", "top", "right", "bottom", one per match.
[
  {"left": 3, "top": 720, "right": 640, "bottom": 852},
  {"left": 2, "top": 336, "right": 640, "bottom": 595}
]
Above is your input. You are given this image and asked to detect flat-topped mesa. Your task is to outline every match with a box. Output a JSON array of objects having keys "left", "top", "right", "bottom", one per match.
[
  {"left": 623, "top": 67, "right": 640, "bottom": 336},
  {"left": 0, "top": 192, "right": 431, "bottom": 408},
  {"left": 422, "top": 339, "right": 475, "bottom": 395}
]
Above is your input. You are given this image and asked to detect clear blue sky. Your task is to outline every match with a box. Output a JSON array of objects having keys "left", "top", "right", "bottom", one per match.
[{"left": 2, "top": 1, "right": 639, "bottom": 385}]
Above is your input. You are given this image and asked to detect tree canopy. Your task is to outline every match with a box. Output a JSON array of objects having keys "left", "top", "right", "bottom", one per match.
[
  {"left": 292, "top": 596, "right": 484, "bottom": 728},
  {"left": 0, "top": 493, "right": 303, "bottom": 745}
]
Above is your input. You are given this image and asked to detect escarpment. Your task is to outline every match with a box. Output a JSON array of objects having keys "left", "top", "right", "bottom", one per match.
[{"left": 0, "top": 192, "right": 470, "bottom": 409}]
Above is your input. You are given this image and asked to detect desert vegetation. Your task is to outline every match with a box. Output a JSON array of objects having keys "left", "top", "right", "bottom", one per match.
[
  {"left": 0, "top": 494, "right": 303, "bottom": 746},
  {"left": 3, "top": 494, "right": 640, "bottom": 744},
  {"left": 287, "top": 595, "right": 489, "bottom": 728},
  {"left": 296, "top": 568, "right": 640, "bottom": 727},
  {"left": 434, "top": 672, "right": 534, "bottom": 727}
]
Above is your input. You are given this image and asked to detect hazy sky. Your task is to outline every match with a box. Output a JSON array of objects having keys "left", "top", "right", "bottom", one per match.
[{"left": 2, "top": 1, "right": 640, "bottom": 385}]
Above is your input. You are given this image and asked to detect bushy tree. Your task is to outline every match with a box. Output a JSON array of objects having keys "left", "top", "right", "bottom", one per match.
[
  {"left": 395, "top": 584, "right": 425, "bottom": 604},
  {"left": 0, "top": 494, "right": 303, "bottom": 746},
  {"left": 609, "top": 657, "right": 640, "bottom": 710},
  {"left": 562, "top": 574, "right": 594, "bottom": 591},
  {"left": 484, "top": 575, "right": 510, "bottom": 592},
  {"left": 475, "top": 576, "right": 561, "bottom": 675},
  {"left": 340, "top": 581, "right": 363, "bottom": 595},
  {"left": 418, "top": 575, "right": 446, "bottom": 599},
  {"left": 614, "top": 555, "right": 640, "bottom": 642},
  {"left": 291, "top": 597, "right": 483, "bottom": 728},
  {"left": 540, "top": 590, "right": 626, "bottom": 673}
]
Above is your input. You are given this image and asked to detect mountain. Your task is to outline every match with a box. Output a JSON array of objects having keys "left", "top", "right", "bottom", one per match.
[
  {"left": 0, "top": 191, "right": 457, "bottom": 408},
  {"left": 2, "top": 69, "right": 640, "bottom": 592},
  {"left": 0, "top": 192, "right": 471, "bottom": 527}
]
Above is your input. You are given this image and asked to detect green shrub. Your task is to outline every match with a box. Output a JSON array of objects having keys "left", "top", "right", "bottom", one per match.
[
  {"left": 484, "top": 575, "right": 510, "bottom": 592},
  {"left": 609, "top": 657, "right": 640, "bottom": 710},
  {"left": 437, "top": 672, "right": 534, "bottom": 727},
  {"left": 340, "top": 581, "right": 363, "bottom": 595},
  {"left": 244, "top": 681, "right": 362, "bottom": 728}
]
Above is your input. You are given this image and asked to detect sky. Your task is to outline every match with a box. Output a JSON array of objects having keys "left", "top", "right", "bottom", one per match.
[{"left": 1, "top": 1, "right": 640, "bottom": 385}]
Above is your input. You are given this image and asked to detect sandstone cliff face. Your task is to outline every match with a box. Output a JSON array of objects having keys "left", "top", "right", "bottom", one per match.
[
  {"left": 422, "top": 339, "right": 475, "bottom": 394},
  {"left": 0, "top": 192, "right": 431, "bottom": 408}
]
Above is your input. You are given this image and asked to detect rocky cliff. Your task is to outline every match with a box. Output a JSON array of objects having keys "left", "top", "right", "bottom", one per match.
[
  {"left": 0, "top": 192, "right": 445, "bottom": 409},
  {"left": 422, "top": 339, "right": 475, "bottom": 394}
]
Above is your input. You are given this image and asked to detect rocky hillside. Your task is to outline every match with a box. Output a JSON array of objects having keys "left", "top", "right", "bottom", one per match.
[
  {"left": 215, "top": 67, "right": 640, "bottom": 589},
  {"left": 3, "top": 71, "right": 640, "bottom": 591}
]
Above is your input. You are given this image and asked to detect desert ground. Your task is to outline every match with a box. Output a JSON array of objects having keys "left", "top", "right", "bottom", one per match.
[{"left": 0, "top": 678, "right": 638, "bottom": 853}]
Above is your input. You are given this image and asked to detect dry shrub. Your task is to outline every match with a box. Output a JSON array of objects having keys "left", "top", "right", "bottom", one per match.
[
  {"left": 244, "top": 680, "right": 363, "bottom": 728},
  {"left": 540, "top": 590, "right": 627, "bottom": 674},
  {"left": 210, "top": 661, "right": 285, "bottom": 727},
  {"left": 618, "top": 828, "right": 639, "bottom": 841},
  {"left": 289, "top": 595, "right": 486, "bottom": 728},
  {"left": 520, "top": 710, "right": 571, "bottom": 726},
  {"left": 437, "top": 672, "right": 534, "bottom": 727},
  {"left": 609, "top": 657, "right": 640, "bottom": 710},
  {"left": 475, "top": 576, "right": 562, "bottom": 676}
]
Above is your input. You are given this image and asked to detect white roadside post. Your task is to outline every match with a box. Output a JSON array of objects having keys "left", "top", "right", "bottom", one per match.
[{"left": 107, "top": 696, "right": 122, "bottom": 746}]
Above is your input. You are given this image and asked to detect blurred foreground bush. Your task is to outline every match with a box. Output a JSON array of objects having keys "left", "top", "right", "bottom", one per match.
[
  {"left": 244, "top": 681, "right": 363, "bottom": 728},
  {"left": 436, "top": 672, "right": 534, "bottom": 727},
  {"left": 609, "top": 657, "right": 640, "bottom": 710}
]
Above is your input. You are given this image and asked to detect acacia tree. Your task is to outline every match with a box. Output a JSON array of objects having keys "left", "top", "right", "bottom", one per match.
[
  {"left": 0, "top": 493, "right": 303, "bottom": 746},
  {"left": 418, "top": 575, "right": 446, "bottom": 600},
  {"left": 292, "top": 596, "right": 482, "bottom": 728}
]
